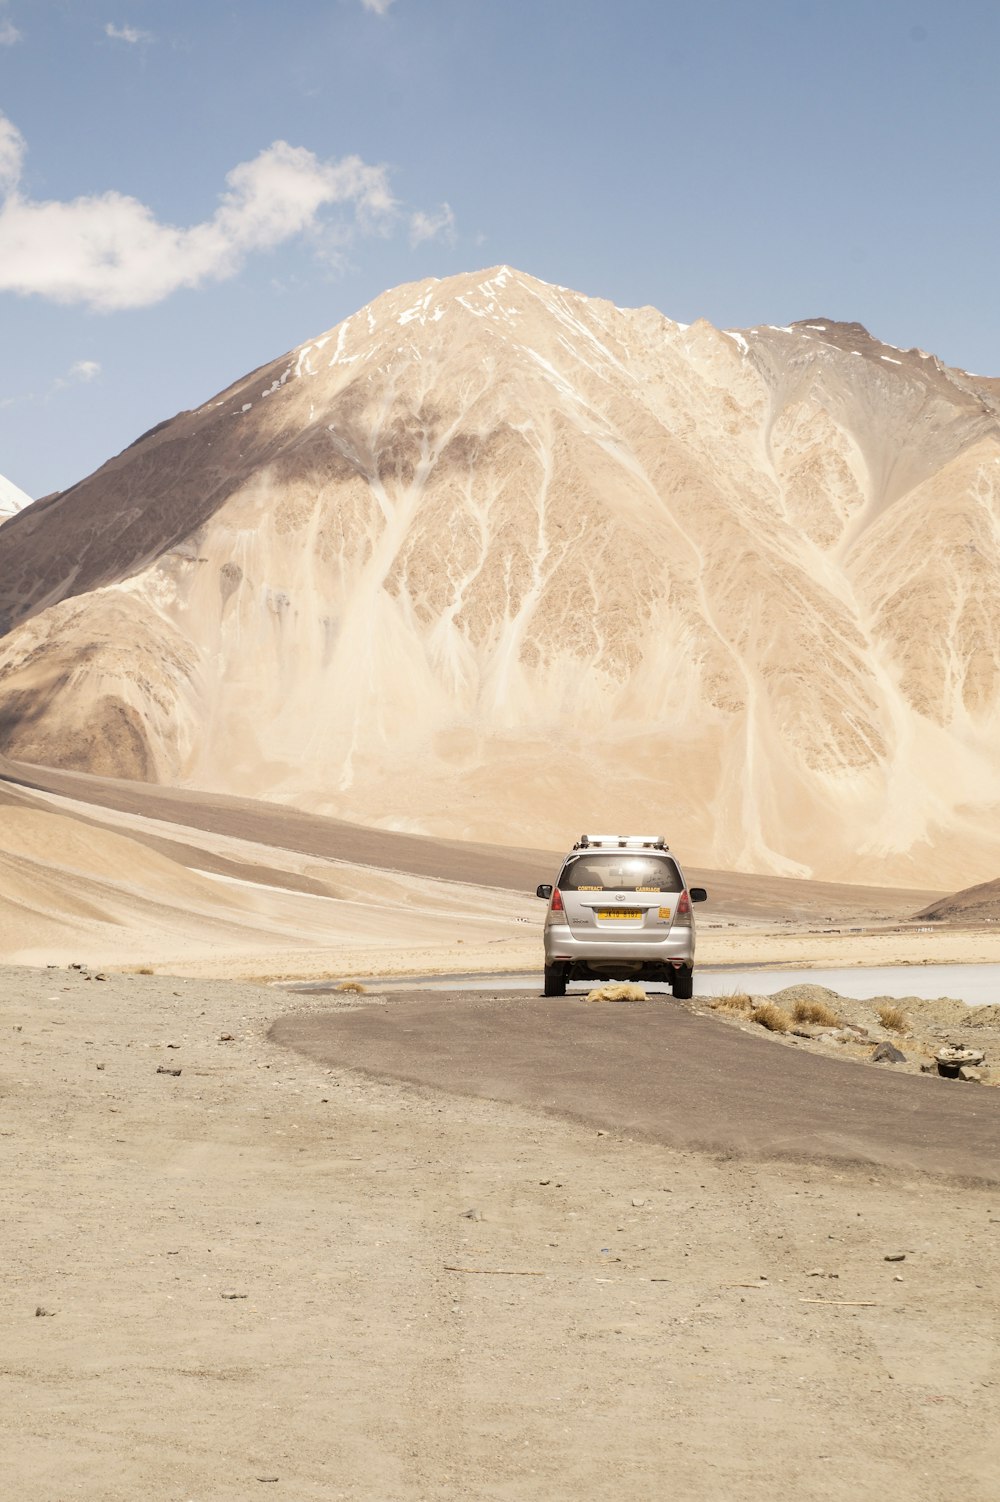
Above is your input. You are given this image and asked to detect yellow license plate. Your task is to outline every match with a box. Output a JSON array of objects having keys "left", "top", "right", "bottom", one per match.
[{"left": 598, "top": 909, "right": 642, "bottom": 920}]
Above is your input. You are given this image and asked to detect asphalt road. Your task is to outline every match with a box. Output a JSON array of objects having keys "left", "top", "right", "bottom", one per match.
[{"left": 271, "top": 990, "right": 1000, "bottom": 1184}]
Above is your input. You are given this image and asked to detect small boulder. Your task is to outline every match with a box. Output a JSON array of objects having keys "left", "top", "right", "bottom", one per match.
[
  {"left": 871, "top": 1041, "right": 906, "bottom": 1065},
  {"left": 936, "top": 1046, "right": 985, "bottom": 1079}
]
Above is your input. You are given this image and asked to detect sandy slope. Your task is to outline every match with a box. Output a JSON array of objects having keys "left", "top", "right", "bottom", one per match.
[
  {"left": 7, "top": 762, "right": 999, "bottom": 983},
  {"left": 0, "top": 784, "right": 537, "bottom": 976}
]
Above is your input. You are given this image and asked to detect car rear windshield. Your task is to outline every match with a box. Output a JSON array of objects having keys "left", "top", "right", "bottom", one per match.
[{"left": 558, "top": 853, "right": 683, "bottom": 893}]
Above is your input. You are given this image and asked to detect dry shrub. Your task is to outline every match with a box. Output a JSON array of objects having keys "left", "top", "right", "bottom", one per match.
[
  {"left": 710, "top": 992, "right": 753, "bottom": 1015},
  {"left": 336, "top": 980, "right": 368, "bottom": 994},
  {"left": 877, "top": 1003, "right": 908, "bottom": 1033},
  {"left": 791, "top": 998, "right": 840, "bottom": 1027},
  {"left": 134, "top": 966, "right": 154, "bottom": 976},
  {"left": 587, "top": 982, "right": 647, "bottom": 1004},
  {"left": 750, "top": 1001, "right": 791, "bottom": 1033}
]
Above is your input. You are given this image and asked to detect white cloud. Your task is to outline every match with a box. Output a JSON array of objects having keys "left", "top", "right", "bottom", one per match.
[
  {"left": 409, "top": 202, "right": 456, "bottom": 248},
  {"left": 0, "top": 116, "right": 399, "bottom": 311},
  {"left": 47, "top": 359, "right": 103, "bottom": 397},
  {"left": 0, "top": 19, "right": 20, "bottom": 46},
  {"left": 0, "top": 115, "right": 24, "bottom": 193},
  {"left": 105, "top": 22, "right": 151, "bottom": 44},
  {"left": 361, "top": 0, "right": 395, "bottom": 14}
]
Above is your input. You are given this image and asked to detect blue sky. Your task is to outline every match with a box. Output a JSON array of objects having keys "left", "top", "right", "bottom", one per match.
[{"left": 1, "top": 0, "right": 998, "bottom": 498}]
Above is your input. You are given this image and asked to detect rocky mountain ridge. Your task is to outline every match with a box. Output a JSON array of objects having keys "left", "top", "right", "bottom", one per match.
[{"left": 0, "top": 267, "right": 997, "bottom": 885}]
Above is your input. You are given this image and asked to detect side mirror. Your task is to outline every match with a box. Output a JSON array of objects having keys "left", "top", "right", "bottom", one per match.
[
  {"left": 536, "top": 884, "right": 553, "bottom": 900},
  {"left": 690, "top": 887, "right": 708, "bottom": 903}
]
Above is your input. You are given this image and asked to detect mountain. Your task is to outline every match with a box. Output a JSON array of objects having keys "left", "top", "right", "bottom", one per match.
[
  {"left": 0, "top": 267, "right": 998, "bottom": 885},
  {"left": 0, "top": 471, "right": 31, "bottom": 526}
]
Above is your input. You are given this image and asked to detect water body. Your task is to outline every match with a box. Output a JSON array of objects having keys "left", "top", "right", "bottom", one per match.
[
  {"left": 290, "top": 963, "right": 1000, "bottom": 1008},
  {"left": 697, "top": 963, "right": 999, "bottom": 1008}
]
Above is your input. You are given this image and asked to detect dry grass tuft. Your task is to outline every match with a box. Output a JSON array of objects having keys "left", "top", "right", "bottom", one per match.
[
  {"left": 877, "top": 1002, "right": 908, "bottom": 1033},
  {"left": 134, "top": 966, "right": 154, "bottom": 976},
  {"left": 750, "top": 1001, "right": 791, "bottom": 1033},
  {"left": 710, "top": 992, "right": 753, "bottom": 1015},
  {"left": 791, "top": 998, "right": 840, "bottom": 1027},
  {"left": 587, "top": 982, "right": 647, "bottom": 1004},
  {"left": 335, "top": 980, "right": 368, "bottom": 994}
]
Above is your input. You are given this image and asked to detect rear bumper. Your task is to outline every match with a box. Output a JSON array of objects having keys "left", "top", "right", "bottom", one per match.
[{"left": 543, "top": 922, "right": 695, "bottom": 971}]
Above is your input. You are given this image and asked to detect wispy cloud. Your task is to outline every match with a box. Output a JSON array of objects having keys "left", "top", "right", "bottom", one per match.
[
  {"left": 49, "top": 359, "right": 102, "bottom": 395},
  {"left": 0, "top": 114, "right": 400, "bottom": 311},
  {"left": 0, "top": 115, "right": 24, "bottom": 193},
  {"left": 104, "top": 22, "right": 151, "bottom": 45},
  {"left": 409, "top": 202, "right": 456, "bottom": 248},
  {"left": 0, "top": 15, "right": 19, "bottom": 47},
  {"left": 69, "top": 359, "right": 101, "bottom": 381},
  {"left": 361, "top": 0, "right": 396, "bottom": 14}
]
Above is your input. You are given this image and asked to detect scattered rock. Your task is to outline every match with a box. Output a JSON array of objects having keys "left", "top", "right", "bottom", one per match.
[
  {"left": 220, "top": 1033, "right": 235, "bottom": 1042},
  {"left": 631, "top": 1197, "right": 647, "bottom": 1208},
  {"left": 156, "top": 1066, "right": 182, "bottom": 1077},
  {"left": 936, "top": 1046, "right": 985, "bottom": 1078},
  {"left": 165, "top": 1042, "right": 181, "bottom": 1049},
  {"left": 96, "top": 1062, "right": 105, "bottom": 1071},
  {"left": 461, "top": 1208, "right": 483, "bottom": 1221},
  {"left": 35, "top": 1306, "right": 55, "bottom": 1316},
  {"left": 884, "top": 1253, "right": 906, "bottom": 1262},
  {"left": 255, "top": 1477, "right": 279, "bottom": 1484},
  {"left": 831, "top": 1028, "right": 866, "bottom": 1044},
  {"left": 871, "top": 1041, "right": 907, "bottom": 1064},
  {"left": 220, "top": 1291, "right": 248, "bottom": 1300},
  {"left": 958, "top": 1065, "right": 983, "bottom": 1083}
]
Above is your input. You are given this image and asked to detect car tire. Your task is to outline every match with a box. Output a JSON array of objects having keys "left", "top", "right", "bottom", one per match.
[
  {"left": 672, "top": 967, "right": 693, "bottom": 1000},
  {"left": 543, "top": 965, "right": 567, "bottom": 997}
]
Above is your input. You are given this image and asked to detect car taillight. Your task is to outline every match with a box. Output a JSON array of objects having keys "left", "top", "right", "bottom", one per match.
[
  {"left": 551, "top": 888, "right": 564, "bottom": 912},
  {"left": 676, "top": 890, "right": 691, "bottom": 916}
]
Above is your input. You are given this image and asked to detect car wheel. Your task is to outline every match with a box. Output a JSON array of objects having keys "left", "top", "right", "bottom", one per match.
[
  {"left": 543, "top": 965, "right": 567, "bottom": 997},
  {"left": 672, "top": 967, "right": 693, "bottom": 1000}
]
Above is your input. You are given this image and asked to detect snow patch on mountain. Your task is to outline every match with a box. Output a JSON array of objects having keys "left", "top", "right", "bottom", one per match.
[{"left": 0, "top": 471, "right": 31, "bottom": 525}]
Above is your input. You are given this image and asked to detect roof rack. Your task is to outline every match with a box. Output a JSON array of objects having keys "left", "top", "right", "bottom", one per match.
[{"left": 573, "top": 834, "right": 668, "bottom": 850}]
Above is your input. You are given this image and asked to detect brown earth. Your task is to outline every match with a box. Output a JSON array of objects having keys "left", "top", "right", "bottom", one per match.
[
  {"left": 916, "top": 876, "right": 1000, "bottom": 925},
  {"left": 2, "top": 767, "right": 999, "bottom": 1496},
  {"left": 3, "top": 962, "right": 1000, "bottom": 1502}
]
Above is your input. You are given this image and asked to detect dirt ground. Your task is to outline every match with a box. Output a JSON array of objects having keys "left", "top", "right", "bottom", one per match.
[{"left": 3, "top": 963, "right": 998, "bottom": 1502}]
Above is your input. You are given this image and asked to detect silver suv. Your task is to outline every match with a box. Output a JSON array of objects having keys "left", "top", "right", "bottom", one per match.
[{"left": 535, "top": 834, "right": 707, "bottom": 998}]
